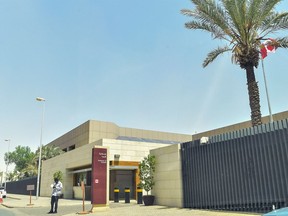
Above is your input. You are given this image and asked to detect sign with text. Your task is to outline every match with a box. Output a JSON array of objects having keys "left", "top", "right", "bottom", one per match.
[
  {"left": 91, "top": 148, "right": 107, "bottom": 205},
  {"left": 27, "top": 185, "right": 35, "bottom": 191}
]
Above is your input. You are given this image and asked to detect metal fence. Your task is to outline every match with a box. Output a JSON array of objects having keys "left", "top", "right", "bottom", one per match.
[
  {"left": 181, "top": 119, "right": 288, "bottom": 212},
  {"left": 6, "top": 176, "right": 37, "bottom": 196}
]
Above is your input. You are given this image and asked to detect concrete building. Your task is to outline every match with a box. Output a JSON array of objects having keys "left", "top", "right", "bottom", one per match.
[
  {"left": 41, "top": 110, "right": 288, "bottom": 204},
  {"left": 40, "top": 120, "right": 192, "bottom": 200}
]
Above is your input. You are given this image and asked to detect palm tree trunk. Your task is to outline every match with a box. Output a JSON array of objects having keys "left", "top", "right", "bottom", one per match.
[{"left": 246, "top": 65, "right": 262, "bottom": 126}]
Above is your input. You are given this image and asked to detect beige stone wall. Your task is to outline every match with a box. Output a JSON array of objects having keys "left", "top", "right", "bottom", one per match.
[
  {"left": 41, "top": 139, "right": 174, "bottom": 198},
  {"left": 41, "top": 141, "right": 97, "bottom": 198},
  {"left": 46, "top": 120, "right": 119, "bottom": 150},
  {"left": 47, "top": 120, "right": 192, "bottom": 151},
  {"left": 88, "top": 121, "right": 119, "bottom": 145},
  {"left": 47, "top": 121, "right": 90, "bottom": 150},
  {"left": 101, "top": 139, "right": 172, "bottom": 162},
  {"left": 151, "top": 144, "right": 183, "bottom": 208}
]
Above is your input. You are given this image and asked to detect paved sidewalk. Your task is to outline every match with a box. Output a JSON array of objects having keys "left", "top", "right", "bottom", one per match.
[
  {"left": 1, "top": 194, "right": 262, "bottom": 216},
  {"left": 1, "top": 194, "right": 90, "bottom": 208}
]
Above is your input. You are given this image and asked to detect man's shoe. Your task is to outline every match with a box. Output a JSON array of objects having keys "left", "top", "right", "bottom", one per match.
[
  {"left": 48, "top": 211, "right": 53, "bottom": 214},
  {"left": 53, "top": 211, "right": 57, "bottom": 214}
]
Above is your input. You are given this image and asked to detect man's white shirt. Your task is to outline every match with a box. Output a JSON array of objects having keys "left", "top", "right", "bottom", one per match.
[{"left": 51, "top": 181, "right": 63, "bottom": 196}]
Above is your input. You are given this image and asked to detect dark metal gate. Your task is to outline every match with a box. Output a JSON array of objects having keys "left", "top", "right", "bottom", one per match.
[{"left": 181, "top": 119, "right": 288, "bottom": 212}]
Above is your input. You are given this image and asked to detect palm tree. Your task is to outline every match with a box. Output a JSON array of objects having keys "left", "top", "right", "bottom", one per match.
[
  {"left": 35, "top": 145, "right": 64, "bottom": 162},
  {"left": 181, "top": 0, "right": 288, "bottom": 126},
  {"left": 22, "top": 163, "right": 38, "bottom": 178}
]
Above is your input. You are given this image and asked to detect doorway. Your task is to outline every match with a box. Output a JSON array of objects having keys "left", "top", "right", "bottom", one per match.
[{"left": 109, "top": 170, "right": 135, "bottom": 200}]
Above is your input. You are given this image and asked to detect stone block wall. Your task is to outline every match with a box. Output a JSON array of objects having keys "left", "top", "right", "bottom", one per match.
[{"left": 151, "top": 144, "right": 183, "bottom": 207}]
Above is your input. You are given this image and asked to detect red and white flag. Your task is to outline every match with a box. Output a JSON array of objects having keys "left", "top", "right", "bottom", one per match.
[{"left": 260, "top": 38, "right": 277, "bottom": 59}]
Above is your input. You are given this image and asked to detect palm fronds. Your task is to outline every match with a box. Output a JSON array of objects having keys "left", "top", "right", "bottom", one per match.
[
  {"left": 182, "top": 0, "right": 288, "bottom": 67},
  {"left": 276, "top": 36, "right": 288, "bottom": 48},
  {"left": 203, "top": 46, "right": 232, "bottom": 67}
]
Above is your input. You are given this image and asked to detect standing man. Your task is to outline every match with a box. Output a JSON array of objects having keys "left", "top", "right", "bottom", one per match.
[{"left": 48, "top": 178, "right": 63, "bottom": 214}]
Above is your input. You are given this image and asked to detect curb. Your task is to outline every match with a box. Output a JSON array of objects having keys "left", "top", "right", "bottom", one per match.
[
  {"left": 1, "top": 203, "right": 13, "bottom": 208},
  {"left": 1, "top": 203, "right": 47, "bottom": 209},
  {"left": 7, "top": 196, "right": 21, "bottom": 200}
]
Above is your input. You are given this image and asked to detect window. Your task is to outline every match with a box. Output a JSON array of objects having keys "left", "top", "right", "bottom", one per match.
[{"left": 74, "top": 171, "right": 91, "bottom": 186}]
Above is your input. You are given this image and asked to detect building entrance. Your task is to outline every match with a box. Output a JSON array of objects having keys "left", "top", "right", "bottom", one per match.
[{"left": 109, "top": 170, "right": 135, "bottom": 200}]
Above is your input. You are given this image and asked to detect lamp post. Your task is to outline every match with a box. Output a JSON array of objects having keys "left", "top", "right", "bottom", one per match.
[
  {"left": 36, "top": 97, "right": 46, "bottom": 199},
  {"left": 4, "top": 139, "right": 11, "bottom": 191}
]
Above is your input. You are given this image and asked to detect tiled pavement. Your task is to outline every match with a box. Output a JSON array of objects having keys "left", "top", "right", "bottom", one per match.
[{"left": 1, "top": 194, "right": 262, "bottom": 216}]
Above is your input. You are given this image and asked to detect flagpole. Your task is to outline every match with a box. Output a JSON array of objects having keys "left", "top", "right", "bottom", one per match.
[{"left": 261, "top": 58, "right": 273, "bottom": 123}]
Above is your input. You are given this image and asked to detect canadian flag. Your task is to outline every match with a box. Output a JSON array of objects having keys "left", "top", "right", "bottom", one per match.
[{"left": 260, "top": 38, "right": 277, "bottom": 59}]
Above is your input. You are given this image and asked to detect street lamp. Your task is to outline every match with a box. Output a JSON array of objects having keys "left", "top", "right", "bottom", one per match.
[
  {"left": 36, "top": 97, "right": 46, "bottom": 199},
  {"left": 4, "top": 139, "right": 11, "bottom": 191}
]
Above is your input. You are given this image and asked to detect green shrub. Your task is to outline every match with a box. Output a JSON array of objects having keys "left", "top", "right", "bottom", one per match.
[{"left": 138, "top": 154, "right": 156, "bottom": 195}]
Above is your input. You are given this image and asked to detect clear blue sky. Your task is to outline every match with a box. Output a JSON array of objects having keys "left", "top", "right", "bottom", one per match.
[{"left": 1, "top": 0, "right": 287, "bottom": 172}]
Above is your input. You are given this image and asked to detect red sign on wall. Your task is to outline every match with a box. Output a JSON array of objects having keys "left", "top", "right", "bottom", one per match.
[{"left": 91, "top": 148, "right": 107, "bottom": 205}]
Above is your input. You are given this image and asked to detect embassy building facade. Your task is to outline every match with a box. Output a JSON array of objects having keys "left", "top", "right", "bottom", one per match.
[
  {"left": 40, "top": 120, "right": 192, "bottom": 200},
  {"left": 40, "top": 110, "right": 288, "bottom": 201}
]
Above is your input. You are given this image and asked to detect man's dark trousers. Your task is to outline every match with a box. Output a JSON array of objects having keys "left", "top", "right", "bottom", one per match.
[{"left": 50, "top": 195, "right": 59, "bottom": 213}]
